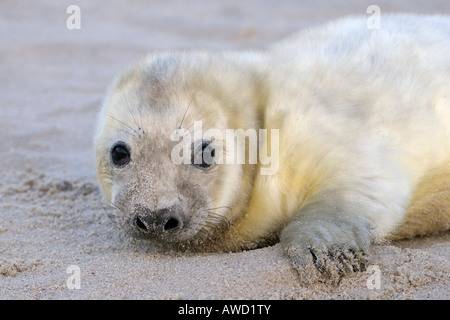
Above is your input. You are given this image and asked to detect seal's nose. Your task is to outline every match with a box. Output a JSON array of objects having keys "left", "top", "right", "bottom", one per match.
[
  {"left": 134, "top": 206, "right": 182, "bottom": 236},
  {"left": 135, "top": 215, "right": 151, "bottom": 231},
  {"left": 163, "top": 216, "right": 180, "bottom": 231}
]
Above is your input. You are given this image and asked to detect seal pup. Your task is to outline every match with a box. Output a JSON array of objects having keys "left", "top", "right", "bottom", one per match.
[{"left": 95, "top": 14, "right": 450, "bottom": 280}]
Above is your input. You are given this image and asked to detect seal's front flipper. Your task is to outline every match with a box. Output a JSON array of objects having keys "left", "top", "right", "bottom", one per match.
[{"left": 280, "top": 200, "right": 374, "bottom": 284}]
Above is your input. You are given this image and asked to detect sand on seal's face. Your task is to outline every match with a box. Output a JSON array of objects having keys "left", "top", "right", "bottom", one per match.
[{"left": 0, "top": 0, "right": 449, "bottom": 299}]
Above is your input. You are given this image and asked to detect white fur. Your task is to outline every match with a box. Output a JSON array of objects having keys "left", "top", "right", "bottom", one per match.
[{"left": 264, "top": 14, "right": 450, "bottom": 238}]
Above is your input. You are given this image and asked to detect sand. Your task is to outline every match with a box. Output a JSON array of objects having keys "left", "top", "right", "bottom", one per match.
[{"left": 1, "top": 0, "right": 449, "bottom": 300}]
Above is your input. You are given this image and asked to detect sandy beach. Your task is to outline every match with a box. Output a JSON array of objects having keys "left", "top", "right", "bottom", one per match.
[{"left": 1, "top": 0, "right": 449, "bottom": 299}]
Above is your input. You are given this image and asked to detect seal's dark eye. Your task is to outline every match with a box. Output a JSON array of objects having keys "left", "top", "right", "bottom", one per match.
[
  {"left": 111, "top": 143, "right": 130, "bottom": 167},
  {"left": 192, "top": 140, "right": 215, "bottom": 169}
]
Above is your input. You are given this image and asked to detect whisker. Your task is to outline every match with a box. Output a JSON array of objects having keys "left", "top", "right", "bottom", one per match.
[
  {"left": 105, "top": 124, "right": 136, "bottom": 137},
  {"left": 123, "top": 94, "right": 142, "bottom": 131},
  {"left": 190, "top": 199, "right": 199, "bottom": 211},
  {"left": 135, "top": 90, "right": 148, "bottom": 133},
  {"left": 178, "top": 100, "right": 191, "bottom": 129},
  {"left": 204, "top": 209, "right": 232, "bottom": 231},
  {"left": 207, "top": 206, "right": 233, "bottom": 216},
  {"left": 105, "top": 113, "right": 137, "bottom": 133},
  {"left": 185, "top": 110, "right": 217, "bottom": 131},
  {"left": 102, "top": 198, "right": 126, "bottom": 212}
]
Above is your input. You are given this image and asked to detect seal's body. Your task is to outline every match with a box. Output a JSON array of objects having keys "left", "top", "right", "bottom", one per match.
[{"left": 95, "top": 15, "right": 450, "bottom": 278}]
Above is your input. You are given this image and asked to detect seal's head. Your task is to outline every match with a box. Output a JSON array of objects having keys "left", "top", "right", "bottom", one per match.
[{"left": 95, "top": 51, "right": 265, "bottom": 249}]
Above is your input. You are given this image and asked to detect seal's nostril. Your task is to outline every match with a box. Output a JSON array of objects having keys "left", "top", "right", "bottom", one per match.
[
  {"left": 135, "top": 216, "right": 147, "bottom": 231},
  {"left": 164, "top": 217, "right": 179, "bottom": 231}
]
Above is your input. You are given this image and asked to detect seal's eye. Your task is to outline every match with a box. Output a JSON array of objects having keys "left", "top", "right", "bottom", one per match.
[
  {"left": 111, "top": 143, "right": 131, "bottom": 167},
  {"left": 192, "top": 140, "right": 215, "bottom": 169}
]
